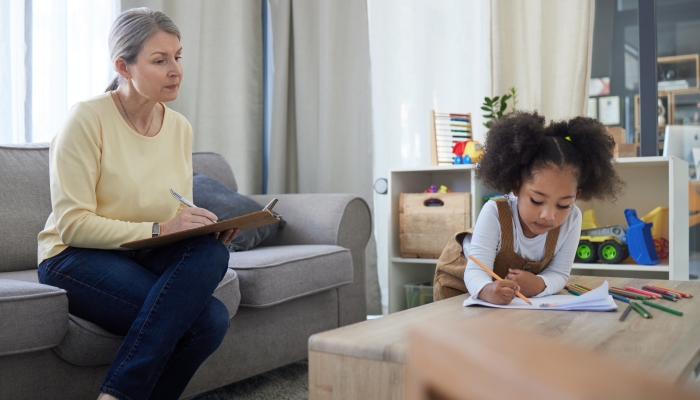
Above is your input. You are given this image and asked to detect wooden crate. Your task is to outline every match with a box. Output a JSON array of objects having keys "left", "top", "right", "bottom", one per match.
[{"left": 399, "top": 193, "right": 471, "bottom": 258}]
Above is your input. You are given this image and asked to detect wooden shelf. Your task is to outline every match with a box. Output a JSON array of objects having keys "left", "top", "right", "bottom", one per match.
[{"left": 387, "top": 157, "right": 690, "bottom": 313}]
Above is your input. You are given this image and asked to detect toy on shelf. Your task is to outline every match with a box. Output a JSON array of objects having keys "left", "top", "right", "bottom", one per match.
[
  {"left": 423, "top": 185, "right": 452, "bottom": 206},
  {"left": 423, "top": 185, "right": 451, "bottom": 194},
  {"left": 452, "top": 140, "right": 484, "bottom": 164},
  {"left": 575, "top": 208, "right": 660, "bottom": 265},
  {"left": 639, "top": 206, "right": 669, "bottom": 259}
]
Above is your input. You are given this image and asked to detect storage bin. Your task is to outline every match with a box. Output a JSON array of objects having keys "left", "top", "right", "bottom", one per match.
[
  {"left": 404, "top": 282, "right": 434, "bottom": 309},
  {"left": 399, "top": 192, "right": 471, "bottom": 258}
]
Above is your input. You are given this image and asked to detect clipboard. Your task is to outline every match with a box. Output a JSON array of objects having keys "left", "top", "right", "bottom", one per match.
[{"left": 120, "top": 199, "right": 281, "bottom": 250}]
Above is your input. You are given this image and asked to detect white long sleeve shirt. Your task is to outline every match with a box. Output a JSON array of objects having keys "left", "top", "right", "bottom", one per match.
[{"left": 463, "top": 194, "right": 582, "bottom": 298}]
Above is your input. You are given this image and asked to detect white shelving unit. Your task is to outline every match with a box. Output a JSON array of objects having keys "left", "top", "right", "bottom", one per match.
[{"left": 388, "top": 157, "right": 690, "bottom": 313}]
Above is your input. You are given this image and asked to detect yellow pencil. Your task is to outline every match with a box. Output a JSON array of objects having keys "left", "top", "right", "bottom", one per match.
[{"left": 468, "top": 254, "right": 533, "bottom": 305}]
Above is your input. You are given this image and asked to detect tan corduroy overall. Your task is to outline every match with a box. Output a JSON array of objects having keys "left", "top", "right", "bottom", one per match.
[{"left": 433, "top": 197, "right": 561, "bottom": 301}]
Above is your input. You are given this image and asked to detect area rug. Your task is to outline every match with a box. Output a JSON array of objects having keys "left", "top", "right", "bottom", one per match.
[{"left": 187, "top": 359, "right": 308, "bottom": 400}]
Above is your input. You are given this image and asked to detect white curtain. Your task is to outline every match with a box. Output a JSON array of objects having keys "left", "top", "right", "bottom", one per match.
[
  {"left": 267, "top": 0, "right": 381, "bottom": 314},
  {"left": 491, "top": 0, "right": 595, "bottom": 120},
  {"left": 0, "top": 0, "right": 119, "bottom": 144},
  {"left": 122, "top": 0, "right": 263, "bottom": 195},
  {"left": 368, "top": 0, "right": 493, "bottom": 314}
]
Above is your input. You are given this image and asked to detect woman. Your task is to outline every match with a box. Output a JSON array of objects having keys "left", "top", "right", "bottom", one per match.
[{"left": 37, "top": 8, "right": 237, "bottom": 400}]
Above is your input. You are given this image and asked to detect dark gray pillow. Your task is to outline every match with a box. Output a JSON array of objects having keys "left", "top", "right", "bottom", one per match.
[{"left": 193, "top": 172, "right": 285, "bottom": 252}]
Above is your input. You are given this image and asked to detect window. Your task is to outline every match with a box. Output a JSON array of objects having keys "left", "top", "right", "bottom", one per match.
[{"left": 0, "top": 0, "right": 120, "bottom": 144}]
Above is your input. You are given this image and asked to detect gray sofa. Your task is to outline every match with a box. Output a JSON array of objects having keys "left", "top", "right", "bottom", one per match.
[{"left": 0, "top": 143, "right": 371, "bottom": 399}]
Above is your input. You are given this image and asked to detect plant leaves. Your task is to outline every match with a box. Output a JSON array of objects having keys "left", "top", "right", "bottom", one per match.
[
  {"left": 492, "top": 96, "right": 500, "bottom": 103},
  {"left": 480, "top": 106, "right": 491, "bottom": 112},
  {"left": 499, "top": 101, "right": 508, "bottom": 113}
]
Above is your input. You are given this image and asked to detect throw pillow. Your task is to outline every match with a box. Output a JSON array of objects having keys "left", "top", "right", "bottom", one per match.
[{"left": 192, "top": 172, "right": 285, "bottom": 252}]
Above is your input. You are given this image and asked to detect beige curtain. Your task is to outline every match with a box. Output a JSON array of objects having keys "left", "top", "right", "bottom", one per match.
[
  {"left": 491, "top": 0, "right": 595, "bottom": 120},
  {"left": 268, "top": 0, "right": 381, "bottom": 314},
  {"left": 121, "top": 0, "right": 263, "bottom": 194}
]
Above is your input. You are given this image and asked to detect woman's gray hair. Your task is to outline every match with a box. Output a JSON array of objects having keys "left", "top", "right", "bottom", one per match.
[{"left": 105, "top": 8, "right": 180, "bottom": 92}]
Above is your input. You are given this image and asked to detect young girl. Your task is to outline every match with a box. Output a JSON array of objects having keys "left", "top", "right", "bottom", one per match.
[{"left": 434, "top": 111, "right": 624, "bottom": 305}]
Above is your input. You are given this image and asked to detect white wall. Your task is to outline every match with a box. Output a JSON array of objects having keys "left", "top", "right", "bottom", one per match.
[{"left": 368, "top": 0, "right": 492, "bottom": 314}]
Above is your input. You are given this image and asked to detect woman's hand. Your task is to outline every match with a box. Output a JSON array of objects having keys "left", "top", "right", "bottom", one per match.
[
  {"left": 160, "top": 207, "right": 218, "bottom": 235},
  {"left": 478, "top": 280, "right": 521, "bottom": 305},
  {"left": 212, "top": 228, "right": 239, "bottom": 246},
  {"left": 506, "top": 269, "right": 545, "bottom": 297}
]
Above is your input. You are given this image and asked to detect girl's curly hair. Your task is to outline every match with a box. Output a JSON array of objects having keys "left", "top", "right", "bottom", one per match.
[{"left": 475, "top": 111, "right": 624, "bottom": 202}]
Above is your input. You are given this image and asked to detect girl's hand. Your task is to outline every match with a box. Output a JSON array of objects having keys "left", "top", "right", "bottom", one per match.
[
  {"left": 212, "top": 228, "right": 239, "bottom": 246},
  {"left": 506, "top": 269, "right": 546, "bottom": 297},
  {"left": 160, "top": 207, "right": 218, "bottom": 235},
  {"left": 478, "top": 280, "right": 521, "bottom": 305}
]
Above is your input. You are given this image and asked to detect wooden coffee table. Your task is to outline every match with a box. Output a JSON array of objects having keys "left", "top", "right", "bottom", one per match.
[{"left": 308, "top": 276, "right": 700, "bottom": 400}]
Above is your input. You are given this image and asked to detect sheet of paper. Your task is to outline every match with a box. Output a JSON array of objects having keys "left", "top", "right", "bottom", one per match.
[{"left": 463, "top": 280, "right": 618, "bottom": 311}]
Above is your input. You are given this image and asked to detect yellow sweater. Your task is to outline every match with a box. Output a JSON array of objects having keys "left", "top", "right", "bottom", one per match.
[{"left": 37, "top": 92, "right": 192, "bottom": 264}]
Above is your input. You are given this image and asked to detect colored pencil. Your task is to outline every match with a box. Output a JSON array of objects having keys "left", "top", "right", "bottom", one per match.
[
  {"left": 468, "top": 255, "right": 532, "bottom": 305},
  {"left": 567, "top": 288, "right": 582, "bottom": 296},
  {"left": 574, "top": 283, "right": 594, "bottom": 291},
  {"left": 658, "top": 294, "right": 679, "bottom": 302},
  {"left": 609, "top": 289, "right": 647, "bottom": 300},
  {"left": 642, "top": 300, "right": 683, "bottom": 316},
  {"left": 642, "top": 286, "right": 680, "bottom": 300},
  {"left": 650, "top": 284, "right": 692, "bottom": 298},
  {"left": 642, "top": 285, "right": 682, "bottom": 298},
  {"left": 624, "top": 286, "right": 661, "bottom": 298},
  {"left": 619, "top": 305, "right": 633, "bottom": 321},
  {"left": 566, "top": 285, "right": 586, "bottom": 294},
  {"left": 570, "top": 284, "right": 589, "bottom": 292},
  {"left": 634, "top": 302, "right": 653, "bottom": 318},
  {"left": 642, "top": 300, "right": 683, "bottom": 317},
  {"left": 642, "top": 285, "right": 679, "bottom": 297},
  {"left": 629, "top": 302, "right": 649, "bottom": 318},
  {"left": 611, "top": 293, "right": 630, "bottom": 303},
  {"left": 611, "top": 286, "right": 651, "bottom": 298}
]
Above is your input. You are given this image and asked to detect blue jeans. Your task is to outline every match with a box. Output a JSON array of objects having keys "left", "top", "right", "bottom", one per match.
[{"left": 38, "top": 235, "right": 231, "bottom": 400}]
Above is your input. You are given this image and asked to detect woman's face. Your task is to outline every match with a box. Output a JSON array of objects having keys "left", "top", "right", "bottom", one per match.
[{"left": 126, "top": 30, "right": 182, "bottom": 102}]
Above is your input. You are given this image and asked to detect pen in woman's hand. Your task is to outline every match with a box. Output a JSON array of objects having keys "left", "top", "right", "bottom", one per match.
[{"left": 170, "top": 188, "right": 196, "bottom": 208}]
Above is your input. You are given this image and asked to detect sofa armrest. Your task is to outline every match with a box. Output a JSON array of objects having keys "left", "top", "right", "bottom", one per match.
[
  {"left": 0, "top": 279, "right": 68, "bottom": 356},
  {"left": 249, "top": 194, "right": 372, "bottom": 325}
]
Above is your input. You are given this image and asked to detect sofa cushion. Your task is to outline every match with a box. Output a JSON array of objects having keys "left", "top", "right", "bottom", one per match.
[
  {"left": 0, "top": 279, "right": 68, "bottom": 356},
  {"left": 193, "top": 152, "right": 238, "bottom": 192},
  {"left": 0, "top": 144, "right": 52, "bottom": 272},
  {"left": 228, "top": 245, "right": 353, "bottom": 307},
  {"left": 193, "top": 172, "right": 286, "bottom": 252},
  {"left": 52, "top": 268, "right": 240, "bottom": 366}
]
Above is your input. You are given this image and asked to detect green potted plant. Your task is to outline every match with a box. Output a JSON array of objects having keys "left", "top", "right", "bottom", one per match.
[{"left": 481, "top": 87, "right": 517, "bottom": 128}]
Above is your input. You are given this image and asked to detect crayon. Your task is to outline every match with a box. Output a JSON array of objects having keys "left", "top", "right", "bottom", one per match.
[
  {"left": 642, "top": 300, "right": 683, "bottom": 316},
  {"left": 619, "top": 304, "right": 633, "bottom": 321},
  {"left": 629, "top": 302, "right": 649, "bottom": 318},
  {"left": 468, "top": 255, "right": 532, "bottom": 305}
]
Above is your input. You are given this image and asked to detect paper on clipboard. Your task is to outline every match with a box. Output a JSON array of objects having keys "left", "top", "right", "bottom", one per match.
[{"left": 120, "top": 209, "right": 280, "bottom": 250}]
